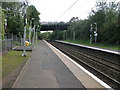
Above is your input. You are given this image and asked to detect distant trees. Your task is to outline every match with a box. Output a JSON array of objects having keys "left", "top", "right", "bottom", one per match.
[
  {"left": 40, "top": 32, "right": 52, "bottom": 40},
  {"left": 89, "top": 0, "right": 119, "bottom": 44},
  {"left": 50, "top": 0, "right": 119, "bottom": 45}
]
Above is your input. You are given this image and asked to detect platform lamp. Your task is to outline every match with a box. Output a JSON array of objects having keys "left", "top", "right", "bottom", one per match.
[
  {"left": 31, "top": 18, "right": 35, "bottom": 47},
  {"left": 4, "top": 18, "right": 7, "bottom": 38},
  {"left": 36, "top": 25, "right": 39, "bottom": 44},
  {"left": 29, "top": 20, "right": 32, "bottom": 44},
  {"left": 90, "top": 24, "right": 93, "bottom": 45},
  {"left": 94, "top": 22, "right": 98, "bottom": 44}
]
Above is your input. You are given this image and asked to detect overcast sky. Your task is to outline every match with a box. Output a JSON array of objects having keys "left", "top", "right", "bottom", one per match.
[{"left": 29, "top": 0, "right": 119, "bottom": 22}]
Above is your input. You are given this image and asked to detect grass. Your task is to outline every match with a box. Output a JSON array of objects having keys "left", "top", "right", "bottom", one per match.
[
  {"left": 65, "top": 40, "right": 120, "bottom": 51},
  {"left": 13, "top": 41, "right": 21, "bottom": 46},
  {"left": 2, "top": 50, "right": 32, "bottom": 78}
]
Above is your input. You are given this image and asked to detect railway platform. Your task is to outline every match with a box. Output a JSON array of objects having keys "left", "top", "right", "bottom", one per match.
[{"left": 12, "top": 40, "right": 110, "bottom": 88}]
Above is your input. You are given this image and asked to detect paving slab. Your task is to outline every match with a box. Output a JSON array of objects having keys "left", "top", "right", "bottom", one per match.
[{"left": 13, "top": 40, "right": 84, "bottom": 88}]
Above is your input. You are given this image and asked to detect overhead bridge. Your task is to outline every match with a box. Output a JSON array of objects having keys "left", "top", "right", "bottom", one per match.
[{"left": 40, "top": 22, "right": 70, "bottom": 31}]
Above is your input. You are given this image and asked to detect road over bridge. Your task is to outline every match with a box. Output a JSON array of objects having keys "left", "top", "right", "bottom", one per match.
[{"left": 40, "top": 22, "right": 70, "bottom": 31}]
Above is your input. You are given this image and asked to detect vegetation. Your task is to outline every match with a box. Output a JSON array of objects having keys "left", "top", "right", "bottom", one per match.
[
  {"left": 13, "top": 41, "right": 21, "bottom": 46},
  {"left": 49, "top": 0, "right": 120, "bottom": 47},
  {"left": 65, "top": 40, "right": 120, "bottom": 50},
  {"left": 2, "top": 51, "right": 31, "bottom": 78},
  {"left": 1, "top": 1, "right": 41, "bottom": 40},
  {"left": 40, "top": 32, "right": 53, "bottom": 40}
]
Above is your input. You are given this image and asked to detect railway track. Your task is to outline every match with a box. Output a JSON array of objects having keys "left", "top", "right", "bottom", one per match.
[{"left": 48, "top": 41, "right": 120, "bottom": 89}]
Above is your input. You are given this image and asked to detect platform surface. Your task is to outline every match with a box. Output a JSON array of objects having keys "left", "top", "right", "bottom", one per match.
[
  {"left": 13, "top": 46, "right": 32, "bottom": 51},
  {"left": 56, "top": 40, "right": 119, "bottom": 55},
  {"left": 13, "top": 40, "right": 84, "bottom": 88}
]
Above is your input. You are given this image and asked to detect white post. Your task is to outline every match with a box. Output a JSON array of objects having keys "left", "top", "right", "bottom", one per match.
[
  {"left": 21, "top": 38, "right": 22, "bottom": 46},
  {"left": 29, "top": 26, "right": 31, "bottom": 44},
  {"left": 36, "top": 31, "right": 37, "bottom": 44},
  {"left": 66, "top": 34, "right": 67, "bottom": 40},
  {"left": 73, "top": 32, "right": 75, "bottom": 41},
  {"left": 33, "top": 25, "right": 35, "bottom": 46},
  {"left": 22, "top": 3, "right": 27, "bottom": 57}
]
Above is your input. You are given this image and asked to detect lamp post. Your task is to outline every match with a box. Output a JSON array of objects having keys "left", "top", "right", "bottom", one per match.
[
  {"left": 63, "top": 30, "right": 66, "bottom": 40},
  {"left": 94, "top": 22, "right": 98, "bottom": 44},
  {"left": 90, "top": 24, "right": 92, "bottom": 45},
  {"left": 29, "top": 20, "right": 31, "bottom": 44},
  {"left": 22, "top": 2, "right": 28, "bottom": 57},
  {"left": 90, "top": 23, "right": 98, "bottom": 44},
  {"left": 72, "top": 28, "right": 75, "bottom": 41},
  {"left": 36, "top": 25, "right": 39, "bottom": 44},
  {"left": 31, "top": 18, "right": 35, "bottom": 48},
  {"left": 4, "top": 18, "right": 7, "bottom": 39},
  {"left": 73, "top": 32, "right": 75, "bottom": 41},
  {"left": 33, "top": 25, "right": 35, "bottom": 46}
]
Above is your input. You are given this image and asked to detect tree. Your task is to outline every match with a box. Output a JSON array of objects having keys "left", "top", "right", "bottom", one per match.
[
  {"left": 0, "top": 9, "right": 5, "bottom": 39},
  {"left": 2, "top": 2, "right": 41, "bottom": 40},
  {"left": 2, "top": 2, "right": 24, "bottom": 37},
  {"left": 63, "top": 0, "right": 119, "bottom": 45},
  {"left": 88, "top": 0, "right": 119, "bottom": 44},
  {"left": 27, "top": 5, "right": 40, "bottom": 28}
]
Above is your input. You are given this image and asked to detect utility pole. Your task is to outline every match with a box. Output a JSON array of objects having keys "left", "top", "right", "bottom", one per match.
[{"left": 22, "top": 2, "right": 28, "bottom": 57}]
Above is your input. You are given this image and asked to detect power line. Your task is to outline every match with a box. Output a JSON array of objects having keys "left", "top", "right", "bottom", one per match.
[{"left": 57, "top": 0, "right": 79, "bottom": 20}]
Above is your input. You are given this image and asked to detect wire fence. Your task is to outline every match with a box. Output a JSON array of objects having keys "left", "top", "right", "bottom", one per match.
[
  {"left": 0, "top": 34, "right": 22, "bottom": 54},
  {"left": 0, "top": 39, "right": 13, "bottom": 54},
  {"left": 0, "top": 33, "right": 35, "bottom": 54}
]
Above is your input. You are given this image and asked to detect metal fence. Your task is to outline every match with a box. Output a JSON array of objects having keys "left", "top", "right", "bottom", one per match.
[
  {"left": 0, "top": 39, "right": 13, "bottom": 54},
  {"left": 0, "top": 34, "right": 33, "bottom": 54}
]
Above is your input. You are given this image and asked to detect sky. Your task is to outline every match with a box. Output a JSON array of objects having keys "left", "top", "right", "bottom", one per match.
[{"left": 29, "top": 0, "right": 119, "bottom": 22}]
